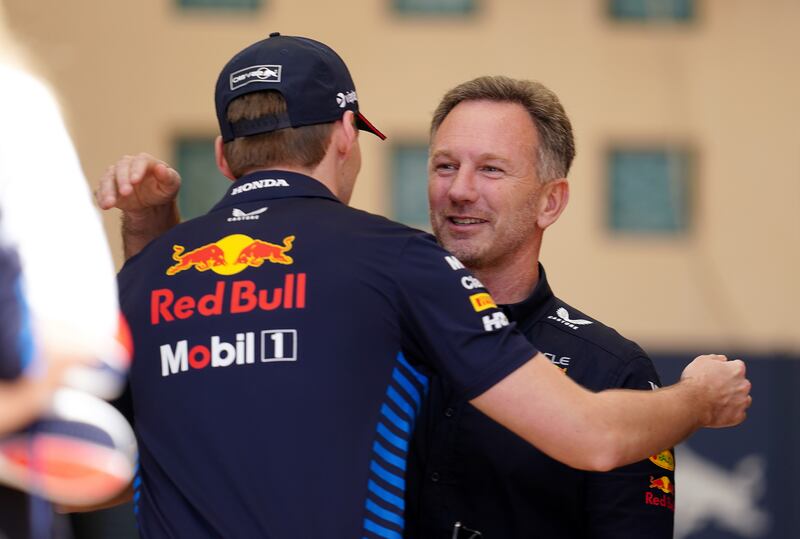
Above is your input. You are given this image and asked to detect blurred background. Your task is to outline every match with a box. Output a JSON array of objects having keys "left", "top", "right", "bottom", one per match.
[{"left": 3, "top": 0, "right": 798, "bottom": 537}]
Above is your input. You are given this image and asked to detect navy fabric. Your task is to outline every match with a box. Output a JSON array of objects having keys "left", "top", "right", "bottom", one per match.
[
  {"left": 0, "top": 244, "right": 33, "bottom": 379},
  {"left": 117, "top": 170, "right": 536, "bottom": 538},
  {"left": 407, "top": 265, "right": 675, "bottom": 539}
]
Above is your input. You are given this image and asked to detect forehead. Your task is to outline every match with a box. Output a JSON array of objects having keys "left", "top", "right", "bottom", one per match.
[{"left": 432, "top": 100, "right": 539, "bottom": 160}]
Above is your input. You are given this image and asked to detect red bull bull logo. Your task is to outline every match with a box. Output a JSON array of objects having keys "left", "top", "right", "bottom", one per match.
[
  {"left": 166, "top": 234, "right": 295, "bottom": 276},
  {"left": 649, "top": 475, "right": 674, "bottom": 494},
  {"left": 235, "top": 237, "right": 294, "bottom": 267}
]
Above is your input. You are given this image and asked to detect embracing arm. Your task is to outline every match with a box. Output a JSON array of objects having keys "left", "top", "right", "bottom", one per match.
[
  {"left": 470, "top": 353, "right": 750, "bottom": 471},
  {"left": 95, "top": 153, "right": 182, "bottom": 259}
]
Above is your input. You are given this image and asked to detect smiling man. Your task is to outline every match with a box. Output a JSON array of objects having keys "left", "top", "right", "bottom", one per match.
[{"left": 406, "top": 76, "right": 676, "bottom": 538}]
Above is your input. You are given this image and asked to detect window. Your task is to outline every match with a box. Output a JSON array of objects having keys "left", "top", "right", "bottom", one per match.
[
  {"left": 391, "top": 144, "right": 430, "bottom": 229},
  {"left": 607, "top": 147, "right": 693, "bottom": 234},
  {"left": 174, "top": 137, "right": 230, "bottom": 220},
  {"left": 608, "top": 0, "right": 694, "bottom": 22},
  {"left": 177, "top": 0, "right": 261, "bottom": 11},
  {"left": 393, "top": 0, "right": 476, "bottom": 16}
]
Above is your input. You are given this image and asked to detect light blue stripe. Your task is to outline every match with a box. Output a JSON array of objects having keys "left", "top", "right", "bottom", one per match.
[
  {"left": 363, "top": 518, "right": 402, "bottom": 539},
  {"left": 368, "top": 479, "right": 404, "bottom": 510},
  {"left": 377, "top": 422, "right": 407, "bottom": 452},
  {"left": 396, "top": 352, "right": 429, "bottom": 393},
  {"left": 133, "top": 475, "right": 141, "bottom": 489},
  {"left": 366, "top": 498, "right": 404, "bottom": 527},
  {"left": 392, "top": 370, "right": 421, "bottom": 412},
  {"left": 373, "top": 440, "right": 406, "bottom": 472},
  {"left": 370, "top": 460, "right": 405, "bottom": 490},
  {"left": 387, "top": 386, "right": 414, "bottom": 419},
  {"left": 133, "top": 490, "right": 141, "bottom": 503},
  {"left": 381, "top": 403, "right": 410, "bottom": 433}
]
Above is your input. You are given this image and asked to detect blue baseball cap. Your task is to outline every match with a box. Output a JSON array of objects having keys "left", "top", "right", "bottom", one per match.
[{"left": 215, "top": 32, "right": 386, "bottom": 142}]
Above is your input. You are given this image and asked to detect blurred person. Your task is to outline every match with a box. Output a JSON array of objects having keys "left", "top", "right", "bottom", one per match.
[
  {"left": 94, "top": 33, "right": 750, "bottom": 538},
  {"left": 406, "top": 76, "right": 675, "bottom": 538},
  {"left": 0, "top": 3, "right": 136, "bottom": 537}
]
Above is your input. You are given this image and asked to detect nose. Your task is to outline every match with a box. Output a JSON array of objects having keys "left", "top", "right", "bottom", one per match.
[{"left": 447, "top": 168, "right": 479, "bottom": 204}]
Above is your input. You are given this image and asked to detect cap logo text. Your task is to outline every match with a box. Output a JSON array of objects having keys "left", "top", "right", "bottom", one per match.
[
  {"left": 336, "top": 90, "right": 357, "bottom": 108},
  {"left": 230, "top": 65, "right": 282, "bottom": 90}
]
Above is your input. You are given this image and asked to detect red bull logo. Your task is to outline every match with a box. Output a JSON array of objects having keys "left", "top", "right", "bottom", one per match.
[
  {"left": 166, "top": 234, "right": 295, "bottom": 276},
  {"left": 644, "top": 475, "right": 675, "bottom": 511},
  {"left": 649, "top": 475, "right": 674, "bottom": 495},
  {"left": 150, "top": 274, "right": 306, "bottom": 326},
  {"left": 645, "top": 475, "right": 675, "bottom": 511}
]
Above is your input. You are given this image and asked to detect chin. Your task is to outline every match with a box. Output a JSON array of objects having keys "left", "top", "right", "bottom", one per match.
[{"left": 442, "top": 243, "right": 483, "bottom": 267}]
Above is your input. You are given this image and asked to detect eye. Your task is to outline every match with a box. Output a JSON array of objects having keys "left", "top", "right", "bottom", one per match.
[
  {"left": 480, "top": 165, "right": 504, "bottom": 177},
  {"left": 433, "top": 161, "right": 457, "bottom": 173}
]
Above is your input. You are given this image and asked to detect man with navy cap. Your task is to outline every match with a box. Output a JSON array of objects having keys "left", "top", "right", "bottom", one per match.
[{"left": 101, "top": 33, "right": 751, "bottom": 538}]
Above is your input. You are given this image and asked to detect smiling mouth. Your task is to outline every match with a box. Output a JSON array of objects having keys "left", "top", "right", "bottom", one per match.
[{"left": 449, "top": 217, "right": 487, "bottom": 225}]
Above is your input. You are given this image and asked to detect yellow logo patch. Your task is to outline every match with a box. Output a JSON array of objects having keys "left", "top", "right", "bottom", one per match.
[
  {"left": 649, "top": 449, "right": 675, "bottom": 471},
  {"left": 469, "top": 292, "right": 497, "bottom": 312}
]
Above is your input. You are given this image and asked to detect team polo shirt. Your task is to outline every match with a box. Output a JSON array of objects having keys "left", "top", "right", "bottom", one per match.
[
  {"left": 406, "top": 265, "right": 674, "bottom": 539},
  {"left": 116, "top": 170, "right": 536, "bottom": 538}
]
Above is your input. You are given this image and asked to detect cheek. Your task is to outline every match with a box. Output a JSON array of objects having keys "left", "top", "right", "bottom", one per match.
[{"left": 428, "top": 180, "right": 447, "bottom": 208}]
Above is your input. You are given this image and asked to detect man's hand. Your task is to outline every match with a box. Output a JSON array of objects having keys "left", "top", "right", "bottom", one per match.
[
  {"left": 95, "top": 153, "right": 182, "bottom": 259},
  {"left": 96, "top": 153, "right": 181, "bottom": 213},
  {"left": 680, "top": 354, "right": 752, "bottom": 428}
]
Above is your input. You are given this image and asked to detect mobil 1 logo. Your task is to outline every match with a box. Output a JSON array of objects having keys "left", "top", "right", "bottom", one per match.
[{"left": 262, "top": 329, "right": 297, "bottom": 362}]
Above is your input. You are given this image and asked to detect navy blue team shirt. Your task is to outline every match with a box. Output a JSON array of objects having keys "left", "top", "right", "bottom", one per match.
[
  {"left": 116, "top": 170, "right": 537, "bottom": 538},
  {"left": 406, "top": 265, "right": 676, "bottom": 538}
]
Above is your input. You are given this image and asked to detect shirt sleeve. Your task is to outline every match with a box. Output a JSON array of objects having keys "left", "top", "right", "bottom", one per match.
[
  {"left": 584, "top": 352, "right": 676, "bottom": 538},
  {"left": 392, "top": 234, "right": 537, "bottom": 401}
]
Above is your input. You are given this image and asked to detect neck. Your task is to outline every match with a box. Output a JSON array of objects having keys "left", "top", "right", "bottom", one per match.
[{"left": 470, "top": 244, "right": 541, "bottom": 305}]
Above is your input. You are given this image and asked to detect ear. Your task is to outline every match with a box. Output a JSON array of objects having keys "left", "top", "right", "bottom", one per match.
[
  {"left": 214, "top": 136, "right": 237, "bottom": 181},
  {"left": 333, "top": 110, "right": 358, "bottom": 158},
  {"left": 536, "top": 178, "right": 570, "bottom": 229}
]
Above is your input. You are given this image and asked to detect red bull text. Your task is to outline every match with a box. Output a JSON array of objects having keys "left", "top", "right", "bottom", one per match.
[{"left": 151, "top": 274, "right": 306, "bottom": 325}]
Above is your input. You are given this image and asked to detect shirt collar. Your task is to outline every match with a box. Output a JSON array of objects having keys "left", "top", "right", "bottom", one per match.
[
  {"left": 501, "top": 263, "right": 556, "bottom": 326},
  {"left": 211, "top": 169, "right": 341, "bottom": 212}
]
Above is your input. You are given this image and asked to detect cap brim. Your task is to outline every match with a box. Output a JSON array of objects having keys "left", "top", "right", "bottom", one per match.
[{"left": 356, "top": 112, "right": 386, "bottom": 140}]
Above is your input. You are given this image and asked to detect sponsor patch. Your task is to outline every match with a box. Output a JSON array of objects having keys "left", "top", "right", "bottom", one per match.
[
  {"left": 444, "top": 255, "right": 465, "bottom": 270},
  {"left": 644, "top": 490, "right": 675, "bottom": 512},
  {"left": 232, "top": 178, "right": 289, "bottom": 195},
  {"left": 649, "top": 475, "right": 674, "bottom": 495},
  {"left": 649, "top": 449, "right": 675, "bottom": 471},
  {"left": 460, "top": 275, "right": 484, "bottom": 290},
  {"left": 229, "top": 65, "right": 281, "bottom": 90},
  {"left": 160, "top": 328, "right": 298, "bottom": 377},
  {"left": 482, "top": 312, "right": 509, "bottom": 331},
  {"left": 151, "top": 274, "right": 306, "bottom": 326},
  {"left": 336, "top": 90, "right": 357, "bottom": 108},
  {"left": 547, "top": 307, "right": 593, "bottom": 330},
  {"left": 228, "top": 207, "right": 267, "bottom": 222},
  {"left": 166, "top": 234, "right": 295, "bottom": 276},
  {"left": 469, "top": 292, "right": 497, "bottom": 312}
]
